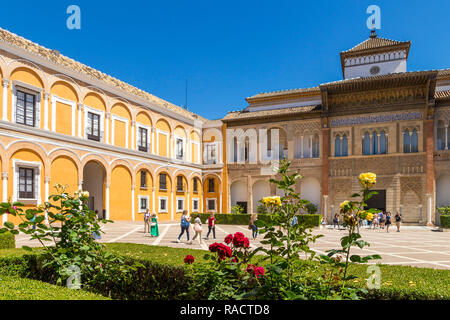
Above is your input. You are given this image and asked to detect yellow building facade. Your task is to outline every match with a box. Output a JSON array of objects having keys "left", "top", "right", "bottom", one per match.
[{"left": 0, "top": 27, "right": 227, "bottom": 225}]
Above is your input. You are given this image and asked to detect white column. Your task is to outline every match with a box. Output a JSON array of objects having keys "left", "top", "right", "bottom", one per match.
[
  {"left": 131, "top": 121, "right": 136, "bottom": 150},
  {"left": 426, "top": 194, "right": 433, "bottom": 226},
  {"left": 44, "top": 177, "right": 50, "bottom": 222},
  {"left": 131, "top": 186, "right": 135, "bottom": 221},
  {"left": 105, "top": 113, "right": 110, "bottom": 144},
  {"left": 323, "top": 195, "right": 328, "bottom": 222},
  {"left": 152, "top": 187, "right": 156, "bottom": 213},
  {"left": 77, "top": 103, "right": 83, "bottom": 138},
  {"left": 105, "top": 184, "right": 110, "bottom": 220},
  {"left": 300, "top": 136, "right": 304, "bottom": 158},
  {"left": 43, "top": 93, "right": 49, "bottom": 130},
  {"left": 369, "top": 134, "right": 373, "bottom": 155},
  {"left": 170, "top": 190, "right": 174, "bottom": 221},
  {"left": 445, "top": 126, "right": 448, "bottom": 150},
  {"left": 219, "top": 191, "right": 222, "bottom": 214},
  {"left": 187, "top": 190, "right": 190, "bottom": 213},
  {"left": 170, "top": 134, "right": 174, "bottom": 159},
  {"left": 377, "top": 133, "right": 381, "bottom": 154},
  {"left": 151, "top": 127, "right": 155, "bottom": 154},
  {"left": 2, "top": 79, "right": 9, "bottom": 121},
  {"left": 2, "top": 173, "right": 8, "bottom": 224},
  {"left": 309, "top": 135, "right": 313, "bottom": 157}
]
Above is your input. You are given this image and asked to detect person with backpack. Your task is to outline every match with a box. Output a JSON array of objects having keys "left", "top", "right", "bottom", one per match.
[
  {"left": 249, "top": 213, "right": 258, "bottom": 240},
  {"left": 395, "top": 212, "right": 402, "bottom": 232},
  {"left": 385, "top": 212, "right": 392, "bottom": 233},
  {"left": 177, "top": 210, "right": 192, "bottom": 244}
]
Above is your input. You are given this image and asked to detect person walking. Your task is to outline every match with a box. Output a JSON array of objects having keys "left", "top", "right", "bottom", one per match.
[
  {"left": 206, "top": 213, "right": 216, "bottom": 240},
  {"left": 385, "top": 212, "right": 392, "bottom": 233},
  {"left": 177, "top": 210, "right": 191, "bottom": 244},
  {"left": 395, "top": 212, "right": 402, "bottom": 232},
  {"left": 192, "top": 214, "right": 203, "bottom": 244},
  {"left": 333, "top": 213, "right": 339, "bottom": 229},
  {"left": 250, "top": 213, "right": 258, "bottom": 240},
  {"left": 150, "top": 212, "right": 159, "bottom": 237},
  {"left": 143, "top": 209, "right": 151, "bottom": 235},
  {"left": 379, "top": 211, "right": 386, "bottom": 229}
]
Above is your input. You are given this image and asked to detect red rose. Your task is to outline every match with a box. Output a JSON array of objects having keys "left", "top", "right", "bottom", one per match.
[
  {"left": 224, "top": 234, "right": 233, "bottom": 245},
  {"left": 246, "top": 264, "right": 265, "bottom": 278},
  {"left": 232, "top": 232, "right": 250, "bottom": 248},
  {"left": 184, "top": 255, "right": 195, "bottom": 264}
]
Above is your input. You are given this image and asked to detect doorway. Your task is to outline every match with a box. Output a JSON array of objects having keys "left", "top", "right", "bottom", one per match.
[{"left": 365, "top": 190, "right": 386, "bottom": 211}]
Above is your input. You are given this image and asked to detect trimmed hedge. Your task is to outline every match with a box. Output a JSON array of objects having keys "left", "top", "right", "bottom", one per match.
[
  {"left": 298, "top": 214, "right": 322, "bottom": 228},
  {"left": 196, "top": 213, "right": 322, "bottom": 227},
  {"left": 440, "top": 215, "right": 450, "bottom": 228},
  {"left": 0, "top": 232, "right": 15, "bottom": 249},
  {"left": 0, "top": 252, "right": 193, "bottom": 300}
]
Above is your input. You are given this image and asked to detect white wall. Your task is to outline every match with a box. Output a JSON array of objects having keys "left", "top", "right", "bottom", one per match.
[
  {"left": 252, "top": 180, "right": 271, "bottom": 211},
  {"left": 344, "top": 59, "right": 407, "bottom": 79},
  {"left": 301, "top": 177, "right": 321, "bottom": 213}
]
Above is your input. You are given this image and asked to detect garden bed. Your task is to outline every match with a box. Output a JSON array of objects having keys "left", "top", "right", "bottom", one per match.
[{"left": 1, "top": 244, "right": 449, "bottom": 300}]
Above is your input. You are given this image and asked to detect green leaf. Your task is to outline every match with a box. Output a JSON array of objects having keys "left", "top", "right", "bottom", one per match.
[
  {"left": 4, "top": 221, "right": 14, "bottom": 229},
  {"left": 22, "top": 246, "right": 33, "bottom": 252}
]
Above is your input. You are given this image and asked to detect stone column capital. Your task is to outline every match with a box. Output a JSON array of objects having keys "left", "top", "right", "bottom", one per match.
[
  {"left": 106, "top": 112, "right": 111, "bottom": 119},
  {"left": 131, "top": 121, "right": 136, "bottom": 127},
  {"left": 44, "top": 92, "right": 50, "bottom": 100},
  {"left": 131, "top": 185, "right": 136, "bottom": 191},
  {"left": 2, "top": 79, "right": 9, "bottom": 87},
  {"left": 1, "top": 172, "right": 8, "bottom": 180},
  {"left": 44, "top": 177, "right": 51, "bottom": 184},
  {"left": 77, "top": 103, "right": 84, "bottom": 111}
]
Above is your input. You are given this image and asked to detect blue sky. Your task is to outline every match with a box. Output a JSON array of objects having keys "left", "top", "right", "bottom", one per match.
[{"left": 1, "top": 0, "right": 449, "bottom": 120}]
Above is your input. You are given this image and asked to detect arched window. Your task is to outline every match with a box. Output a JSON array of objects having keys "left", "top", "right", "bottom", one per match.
[
  {"left": 372, "top": 132, "right": 378, "bottom": 155},
  {"left": 437, "top": 121, "right": 446, "bottom": 151},
  {"left": 403, "top": 130, "right": 411, "bottom": 153},
  {"left": 363, "top": 132, "right": 371, "bottom": 155},
  {"left": 312, "top": 134, "right": 320, "bottom": 158},
  {"left": 303, "top": 135, "right": 310, "bottom": 158},
  {"left": 379, "top": 131, "right": 387, "bottom": 154},
  {"left": 335, "top": 135, "right": 341, "bottom": 157},
  {"left": 342, "top": 134, "right": 348, "bottom": 156},
  {"left": 267, "top": 129, "right": 272, "bottom": 158},
  {"left": 411, "top": 129, "right": 418, "bottom": 153},
  {"left": 294, "top": 135, "right": 302, "bottom": 159},
  {"left": 244, "top": 137, "right": 249, "bottom": 163}
]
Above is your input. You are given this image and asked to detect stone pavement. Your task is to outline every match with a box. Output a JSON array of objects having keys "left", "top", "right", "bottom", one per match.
[{"left": 14, "top": 221, "right": 450, "bottom": 270}]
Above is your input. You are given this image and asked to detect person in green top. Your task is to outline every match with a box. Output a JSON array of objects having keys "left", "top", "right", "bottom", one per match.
[{"left": 150, "top": 212, "right": 159, "bottom": 237}]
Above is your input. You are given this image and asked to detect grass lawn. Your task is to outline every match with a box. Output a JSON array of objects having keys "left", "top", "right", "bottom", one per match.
[{"left": 0, "top": 275, "right": 109, "bottom": 300}]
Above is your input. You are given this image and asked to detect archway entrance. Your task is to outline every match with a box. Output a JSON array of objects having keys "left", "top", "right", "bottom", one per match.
[
  {"left": 436, "top": 174, "right": 450, "bottom": 226},
  {"left": 83, "top": 161, "right": 106, "bottom": 219},
  {"left": 231, "top": 181, "right": 248, "bottom": 213}
]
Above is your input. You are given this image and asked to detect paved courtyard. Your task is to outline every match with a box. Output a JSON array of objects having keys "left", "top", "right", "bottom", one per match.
[{"left": 15, "top": 221, "right": 450, "bottom": 270}]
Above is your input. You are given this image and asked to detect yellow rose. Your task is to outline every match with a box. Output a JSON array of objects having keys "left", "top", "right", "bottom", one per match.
[
  {"left": 366, "top": 212, "right": 374, "bottom": 221},
  {"left": 359, "top": 172, "right": 377, "bottom": 188},
  {"left": 340, "top": 201, "right": 350, "bottom": 210}
]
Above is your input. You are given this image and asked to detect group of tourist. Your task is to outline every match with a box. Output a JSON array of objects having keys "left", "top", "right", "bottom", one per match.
[
  {"left": 143, "top": 210, "right": 160, "bottom": 237},
  {"left": 175, "top": 211, "right": 260, "bottom": 244},
  {"left": 333, "top": 211, "right": 402, "bottom": 233}
]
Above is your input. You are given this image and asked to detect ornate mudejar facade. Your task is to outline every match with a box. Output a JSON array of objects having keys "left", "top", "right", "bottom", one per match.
[
  {"left": 0, "top": 27, "right": 449, "bottom": 225},
  {"left": 223, "top": 30, "right": 450, "bottom": 226}
]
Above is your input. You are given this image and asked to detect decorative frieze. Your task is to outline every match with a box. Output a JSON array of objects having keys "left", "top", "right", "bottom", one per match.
[{"left": 331, "top": 111, "right": 422, "bottom": 127}]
